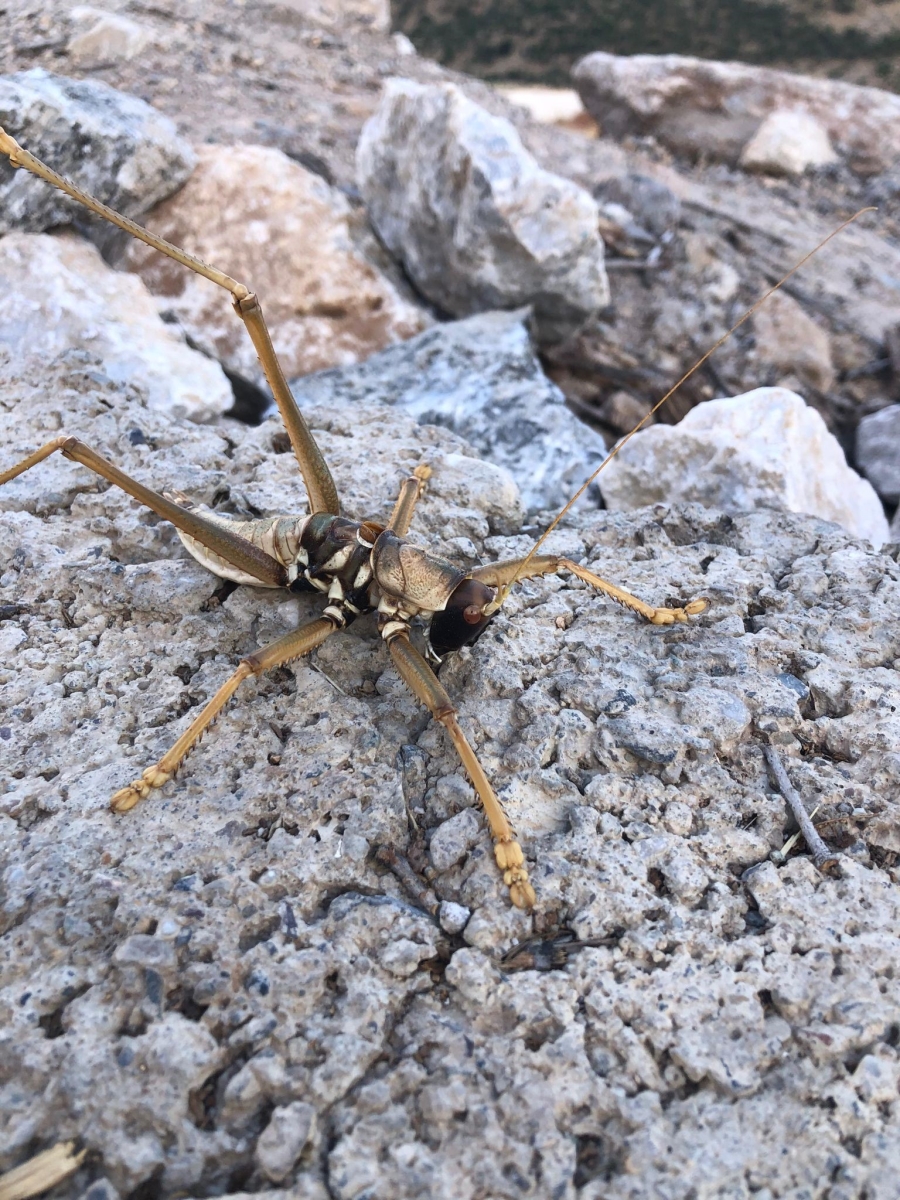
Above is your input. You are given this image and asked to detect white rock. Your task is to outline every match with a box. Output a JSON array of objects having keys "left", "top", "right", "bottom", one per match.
[
  {"left": 600, "top": 387, "right": 889, "bottom": 546},
  {"left": 574, "top": 52, "right": 900, "bottom": 174},
  {"left": 255, "top": 1101, "right": 317, "bottom": 1183},
  {"left": 0, "top": 233, "right": 232, "bottom": 422},
  {"left": 67, "top": 10, "right": 153, "bottom": 66},
  {"left": 357, "top": 79, "right": 609, "bottom": 343},
  {"left": 124, "top": 144, "right": 428, "bottom": 386},
  {"left": 739, "top": 110, "right": 838, "bottom": 176},
  {"left": 495, "top": 85, "right": 587, "bottom": 126}
]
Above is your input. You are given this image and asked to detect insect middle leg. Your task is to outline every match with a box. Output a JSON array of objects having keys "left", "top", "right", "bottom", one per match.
[
  {"left": 472, "top": 555, "right": 708, "bottom": 625},
  {"left": 111, "top": 616, "right": 339, "bottom": 812},
  {"left": 387, "top": 464, "right": 432, "bottom": 537},
  {"left": 385, "top": 629, "right": 536, "bottom": 910}
]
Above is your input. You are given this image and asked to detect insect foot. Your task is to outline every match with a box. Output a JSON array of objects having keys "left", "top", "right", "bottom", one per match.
[
  {"left": 495, "top": 840, "right": 537, "bottom": 910},
  {"left": 110, "top": 766, "right": 174, "bottom": 813},
  {"left": 648, "top": 597, "right": 711, "bottom": 625}
]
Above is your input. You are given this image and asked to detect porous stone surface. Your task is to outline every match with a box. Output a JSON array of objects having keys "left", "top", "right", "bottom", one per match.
[
  {"left": 856, "top": 404, "right": 900, "bottom": 504},
  {"left": 0, "top": 69, "right": 195, "bottom": 235},
  {"left": 291, "top": 309, "right": 606, "bottom": 513},
  {"left": 573, "top": 51, "right": 900, "bottom": 175},
  {"left": 357, "top": 78, "right": 610, "bottom": 343},
  {"left": 2, "top": 348, "right": 900, "bottom": 1200},
  {"left": 124, "top": 144, "right": 429, "bottom": 387},
  {"left": 738, "top": 109, "right": 839, "bottom": 177},
  {"left": 0, "top": 232, "right": 232, "bottom": 422},
  {"left": 600, "top": 387, "right": 890, "bottom": 546}
]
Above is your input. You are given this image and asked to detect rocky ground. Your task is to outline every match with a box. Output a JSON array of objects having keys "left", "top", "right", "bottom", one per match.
[{"left": 2, "top": 3, "right": 900, "bottom": 1199}]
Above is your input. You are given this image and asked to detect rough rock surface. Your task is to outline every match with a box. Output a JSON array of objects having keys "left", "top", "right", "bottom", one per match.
[
  {"left": 3, "top": 350, "right": 900, "bottom": 1200},
  {"left": 357, "top": 78, "right": 609, "bottom": 343},
  {"left": 124, "top": 144, "right": 429, "bottom": 387},
  {"left": 600, "top": 387, "right": 890, "bottom": 546},
  {"left": 856, "top": 404, "right": 900, "bottom": 505},
  {"left": 0, "top": 232, "right": 232, "bottom": 422},
  {"left": 291, "top": 309, "right": 605, "bottom": 513},
  {"left": 573, "top": 52, "right": 900, "bottom": 175},
  {"left": 0, "top": 69, "right": 195, "bottom": 236}
]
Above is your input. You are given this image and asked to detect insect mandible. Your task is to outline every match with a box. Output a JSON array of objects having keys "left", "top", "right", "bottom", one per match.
[{"left": 0, "top": 124, "right": 864, "bottom": 909}]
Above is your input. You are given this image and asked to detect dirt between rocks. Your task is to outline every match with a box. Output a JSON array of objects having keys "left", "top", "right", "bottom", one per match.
[{"left": 2, "top": 3, "right": 900, "bottom": 1199}]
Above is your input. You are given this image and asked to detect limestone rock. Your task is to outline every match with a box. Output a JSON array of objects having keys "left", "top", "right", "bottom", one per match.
[
  {"left": 739, "top": 109, "right": 838, "bottom": 177},
  {"left": 357, "top": 79, "right": 609, "bottom": 343},
  {"left": 0, "top": 233, "right": 232, "bottom": 422},
  {"left": 124, "top": 144, "right": 428, "bottom": 386},
  {"left": 67, "top": 10, "right": 154, "bottom": 67},
  {"left": 751, "top": 291, "right": 834, "bottom": 393},
  {"left": 574, "top": 52, "right": 900, "bottom": 174},
  {"left": 291, "top": 309, "right": 605, "bottom": 513},
  {"left": 255, "top": 1102, "right": 316, "bottom": 1183},
  {"left": 0, "top": 69, "right": 195, "bottom": 235},
  {"left": 3, "top": 347, "right": 900, "bottom": 1199},
  {"left": 600, "top": 388, "right": 889, "bottom": 545},
  {"left": 856, "top": 404, "right": 900, "bottom": 503}
]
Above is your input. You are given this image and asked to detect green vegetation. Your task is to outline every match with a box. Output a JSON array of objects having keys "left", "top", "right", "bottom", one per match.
[{"left": 392, "top": 0, "right": 900, "bottom": 88}]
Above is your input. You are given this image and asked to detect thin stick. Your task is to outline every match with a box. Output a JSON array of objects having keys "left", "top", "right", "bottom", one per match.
[
  {"left": 484, "top": 207, "right": 876, "bottom": 616},
  {"left": 763, "top": 745, "right": 839, "bottom": 874}
]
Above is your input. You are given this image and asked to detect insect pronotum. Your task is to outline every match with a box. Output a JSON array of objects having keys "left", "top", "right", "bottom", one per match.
[{"left": 0, "top": 122, "right": 869, "bottom": 909}]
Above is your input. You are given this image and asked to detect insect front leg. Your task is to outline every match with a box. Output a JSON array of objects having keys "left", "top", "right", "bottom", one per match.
[
  {"left": 111, "top": 617, "right": 339, "bottom": 812},
  {"left": 385, "top": 627, "right": 536, "bottom": 910},
  {"left": 472, "top": 555, "right": 708, "bottom": 625}
]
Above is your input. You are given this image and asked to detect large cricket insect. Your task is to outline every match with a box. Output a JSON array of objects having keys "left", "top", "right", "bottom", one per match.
[{"left": 0, "top": 125, "right": 866, "bottom": 910}]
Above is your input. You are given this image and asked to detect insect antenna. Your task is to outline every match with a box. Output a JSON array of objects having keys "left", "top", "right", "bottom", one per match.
[{"left": 483, "top": 206, "right": 876, "bottom": 617}]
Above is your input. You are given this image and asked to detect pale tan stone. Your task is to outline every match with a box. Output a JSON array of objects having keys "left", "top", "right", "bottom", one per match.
[
  {"left": 67, "top": 10, "right": 154, "bottom": 66},
  {"left": 739, "top": 110, "right": 838, "bottom": 176},
  {"left": 752, "top": 290, "right": 834, "bottom": 393},
  {"left": 124, "top": 144, "right": 429, "bottom": 385}
]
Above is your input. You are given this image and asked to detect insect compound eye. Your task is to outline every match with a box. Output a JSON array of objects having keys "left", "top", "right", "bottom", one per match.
[{"left": 428, "top": 578, "right": 495, "bottom": 658}]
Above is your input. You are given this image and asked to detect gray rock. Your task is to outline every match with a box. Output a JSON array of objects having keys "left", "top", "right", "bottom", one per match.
[
  {"left": 357, "top": 79, "right": 609, "bottom": 343},
  {"left": 438, "top": 901, "right": 471, "bottom": 935},
  {"left": 429, "top": 807, "right": 482, "bottom": 872},
  {"left": 0, "top": 69, "right": 195, "bottom": 236},
  {"left": 292, "top": 309, "right": 606, "bottom": 514},
  {"left": 2, "top": 346, "right": 900, "bottom": 1200},
  {"left": 857, "top": 404, "right": 900, "bottom": 503},
  {"left": 255, "top": 1102, "right": 317, "bottom": 1183}
]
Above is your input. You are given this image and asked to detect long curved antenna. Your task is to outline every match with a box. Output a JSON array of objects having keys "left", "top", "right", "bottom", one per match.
[{"left": 483, "top": 207, "right": 876, "bottom": 617}]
